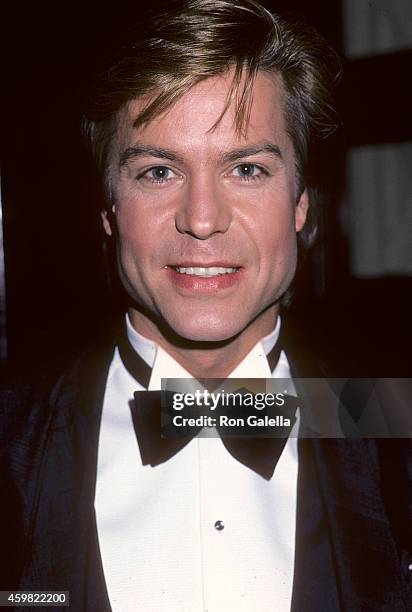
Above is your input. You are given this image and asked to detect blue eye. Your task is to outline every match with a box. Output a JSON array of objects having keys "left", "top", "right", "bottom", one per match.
[
  {"left": 237, "top": 164, "right": 257, "bottom": 177},
  {"left": 233, "top": 163, "right": 267, "bottom": 180},
  {"left": 136, "top": 165, "right": 182, "bottom": 188},
  {"left": 147, "top": 166, "right": 171, "bottom": 181}
]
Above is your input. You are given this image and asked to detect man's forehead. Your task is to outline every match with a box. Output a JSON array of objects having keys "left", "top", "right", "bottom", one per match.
[{"left": 116, "top": 70, "right": 288, "bottom": 147}]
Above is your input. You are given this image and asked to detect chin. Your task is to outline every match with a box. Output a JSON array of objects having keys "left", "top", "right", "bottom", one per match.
[{"left": 165, "top": 311, "right": 246, "bottom": 344}]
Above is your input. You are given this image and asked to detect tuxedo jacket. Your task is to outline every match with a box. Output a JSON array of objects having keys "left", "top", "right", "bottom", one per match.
[{"left": 1, "top": 324, "right": 411, "bottom": 611}]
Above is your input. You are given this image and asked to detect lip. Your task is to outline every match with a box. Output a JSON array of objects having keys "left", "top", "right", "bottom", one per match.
[
  {"left": 167, "top": 262, "right": 241, "bottom": 268},
  {"left": 165, "top": 265, "right": 244, "bottom": 293}
]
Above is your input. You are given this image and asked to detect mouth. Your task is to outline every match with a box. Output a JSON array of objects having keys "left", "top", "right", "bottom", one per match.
[
  {"left": 171, "top": 266, "right": 239, "bottom": 277},
  {"left": 164, "top": 264, "right": 243, "bottom": 292}
]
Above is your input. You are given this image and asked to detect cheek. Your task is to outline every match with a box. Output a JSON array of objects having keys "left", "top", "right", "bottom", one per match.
[
  {"left": 114, "top": 209, "right": 155, "bottom": 293},
  {"left": 114, "top": 225, "right": 159, "bottom": 311},
  {"left": 116, "top": 221, "right": 144, "bottom": 264},
  {"left": 255, "top": 207, "right": 298, "bottom": 296},
  {"left": 114, "top": 198, "right": 156, "bottom": 264},
  {"left": 262, "top": 234, "right": 297, "bottom": 285},
  {"left": 257, "top": 204, "right": 297, "bottom": 264}
]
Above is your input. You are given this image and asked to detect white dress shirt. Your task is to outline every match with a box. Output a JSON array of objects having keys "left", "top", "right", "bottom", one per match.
[{"left": 95, "top": 315, "right": 298, "bottom": 612}]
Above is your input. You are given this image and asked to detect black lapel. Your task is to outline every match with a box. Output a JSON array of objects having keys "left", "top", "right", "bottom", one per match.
[
  {"left": 19, "top": 333, "right": 116, "bottom": 612},
  {"left": 291, "top": 439, "right": 341, "bottom": 612},
  {"left": 281, "top": 318, "right": 411, "bottom": 611},
  {"left": 312, "top": 439, "right": 411, "bottom": 611}
]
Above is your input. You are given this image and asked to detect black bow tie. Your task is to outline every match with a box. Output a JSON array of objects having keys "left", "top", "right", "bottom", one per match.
[{"left": 118, "top": 323, "right": 298, "bottom": 480}]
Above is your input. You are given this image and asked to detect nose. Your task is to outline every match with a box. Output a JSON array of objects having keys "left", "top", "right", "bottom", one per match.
[{"left": 175, "top": 175, "right": 232, "bottom": 239}]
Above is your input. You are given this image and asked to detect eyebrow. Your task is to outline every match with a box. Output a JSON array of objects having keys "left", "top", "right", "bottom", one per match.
[
  {"left": 119, "top": 144, "right": 185, "bottom": 168},
  {"left": 119, "top": 142, "right": 283, "bottom": 168},
  {"left": 221, "top": 143, "right": 283, "bottom": 164}
]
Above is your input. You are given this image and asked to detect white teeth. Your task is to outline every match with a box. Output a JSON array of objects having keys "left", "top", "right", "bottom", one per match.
[{"left": 175, "top": 266, "right": 237, "bottom": 277}]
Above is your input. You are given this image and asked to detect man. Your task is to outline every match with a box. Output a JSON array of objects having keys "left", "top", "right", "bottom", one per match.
[{"left": 1, "top": 1, "right": 411, "bottom": 611}]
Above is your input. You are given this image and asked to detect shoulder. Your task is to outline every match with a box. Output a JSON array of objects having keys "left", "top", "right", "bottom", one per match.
[
  {"left": 0, "top": 332, "right": 116, "bottom": 480},
  {"left": 376, "top": 438, "right": 412, "bottom": 551},
  {"left": 0, "top": 361, "right": 69, "bottom": 463},
  {"left": 0, "top": 359, "right": 74, "bottom": 588},
  {"left": 0, "top": 336, "right": 116, "bottom": 587},
  {"left": 280, "top": 312, "right": 390, "bottom": 377}
]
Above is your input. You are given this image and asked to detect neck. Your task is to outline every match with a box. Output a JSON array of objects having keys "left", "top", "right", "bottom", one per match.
[{"left": 128, "top": 306, "right": 279, "bottom": 378}]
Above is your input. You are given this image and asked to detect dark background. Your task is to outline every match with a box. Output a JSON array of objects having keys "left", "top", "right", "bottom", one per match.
[{"left": 2, "top": 0, "right": 412, "bottom": 375}]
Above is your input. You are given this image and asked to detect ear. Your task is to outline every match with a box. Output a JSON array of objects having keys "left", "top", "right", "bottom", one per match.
[
  {"left": 295, "top": 189, "right": 309, "bottom": 233},
  {"left": 101, "top": 205, "right": 115, "bottom": 236}
]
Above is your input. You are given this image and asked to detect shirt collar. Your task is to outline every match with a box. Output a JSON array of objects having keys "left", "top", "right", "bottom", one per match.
[{"left": 125, "top": 313, "right": 282, "bottom": 391}]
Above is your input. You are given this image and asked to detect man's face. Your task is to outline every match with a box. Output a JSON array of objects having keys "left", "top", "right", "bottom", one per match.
[{"left": 104, "top": 71, "right": 308, "bottom": 344}]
